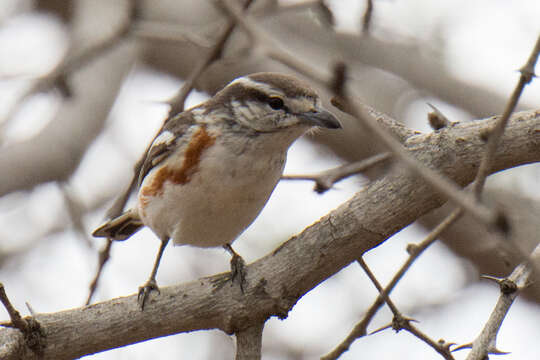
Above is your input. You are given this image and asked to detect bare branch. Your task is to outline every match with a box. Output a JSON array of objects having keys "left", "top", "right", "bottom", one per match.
[
  {"left": 85, "top": 239, "right": 113, "bottom": 305},
  {"left": 235, "top": 323, "right": 264, "bottom": 360},
  {"left": 322, "top": 209, "right": 462, "bottom": 360},
  {"left": 0, "top": 284, "right": 28, "bottom": 334},
  {"left": 0, "top": 42, "right": 138, "bottom": 197},
  {"left": 330, "top": 84, "right": 503, "bottom": 232},
  {"left": 219, "top": 1, "right": 505, "bottom": 232},
  {"left": 361, "top": 0, "right": 374, "bottom": 33},
  {"left": 472, "top": 34, "right": 540, "bottom": 199},
  {"left": 0, "top": 1, "right": 136, "bottom": 138},
  {"left": 282, "top": 152, "right": 391, "bottom": 193},
  {"left": 85, "top": 0, "right": 257, "bottom": 304},
  {"left": 167, "top": 0, "right": 255, "bottom": 116},
  {"left": 357, "top": 258, "right": 455, "bottom": 360},
  {"left": 0, "top": 284, "right": 45, "bottom": 357},
  {"left": 0, "top": 108, "right": 538, "bottom": 359},
  {"left": 463, "top": 244, "right": 540, "bottom": 360}
]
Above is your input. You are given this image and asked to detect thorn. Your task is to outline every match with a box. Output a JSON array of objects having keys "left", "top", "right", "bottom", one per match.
[
  {"left": 480, "top": 275, "right": 504, "bottom": 284},
  {"left": 369, "top": 323, "right": 392, "bottom": 335},
  {"left": 488, "top": 347, "right": 511, "bottom": 355},
  {"left": 427, "top": 103, "right": 451, "bottom": 130},
  {"left": 480, "top": 275, "right": 518, "bottom": 294},
  {"left": 452, "top": 343, "right": 473, "bottom": 352},
  {"left": 25, "top": 302, "right": 36, "bottom": 316}
]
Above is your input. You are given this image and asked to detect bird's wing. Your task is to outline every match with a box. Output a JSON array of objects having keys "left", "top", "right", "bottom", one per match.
[{"left": 137, "top": 111, "right": 197, "bottom": 188}]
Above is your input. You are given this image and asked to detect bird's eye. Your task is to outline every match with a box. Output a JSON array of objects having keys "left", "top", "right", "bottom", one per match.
[{"left": 267, "top": 96, "right": 285, "bottom": 110}]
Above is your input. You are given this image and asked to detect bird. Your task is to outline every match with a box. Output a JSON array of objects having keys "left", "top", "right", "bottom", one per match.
[{"left": 92, "top": 72, "right": 341, "bottom": 309}]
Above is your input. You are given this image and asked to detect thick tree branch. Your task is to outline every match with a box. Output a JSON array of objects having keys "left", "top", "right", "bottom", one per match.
[
  {"left": 0, "top": 109, "right": 539, "bottom": 359},
  {"left": 235, "top": 322, "right": 264, "bottom": 360}
]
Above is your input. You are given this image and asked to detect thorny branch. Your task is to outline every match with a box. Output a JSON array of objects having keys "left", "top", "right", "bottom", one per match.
[
  {"left": 0, "top": 284, "right": 45, "bottom": 356},
  {"left": 471, "top": 34, "right": 540, "bottom": 199},
  {"left": 5, "top": 1, "right": 539, "bottom": 359},
  {"left": 282, "top": 152, "right": 391, "bottom": 193},
  {"left": 322, "top": 209, "right": 463, "bottom": 360},
  {"left": 456, "top": 34, "right": 540, "bottom": 359},
  {"left": 356, "top": 258, "right": 455, "bottom": 360},
  {"left": 324, "top": 34, "right": 540, "bottom": 359},
  {"left": 459, "top": 243, "right": 540, "bottom": 360},
  {"left": 330, "top": 75, "right": 506, "bottom": 232},
  {"left": 220, "top": 0, "right": 506, "bottom": 233},
  {"left": 328, "top": 33, "right": 540, "bottom": 360}
]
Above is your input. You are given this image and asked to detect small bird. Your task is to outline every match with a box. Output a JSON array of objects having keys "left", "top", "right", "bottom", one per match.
[{"left": 93, "top": 72, "right": 341, "bottom": 309}]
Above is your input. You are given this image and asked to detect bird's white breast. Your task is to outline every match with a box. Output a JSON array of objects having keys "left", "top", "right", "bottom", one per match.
[{"left": 137, "top": 126, "right": 293, "bottom": 248}]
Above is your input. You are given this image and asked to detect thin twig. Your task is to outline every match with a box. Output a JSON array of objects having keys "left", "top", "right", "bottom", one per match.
[
  {"left": 454, "top": 35, "right": 540, "bottom": 358},
  {"left": 167, "top": 0, "right": 255, "bottom": 117},
  {"left": 330, "top": 85, "right": 502, "bottom": 232},
  {"left": 86, "top": 239, "right": 113, "bottom": 305},
  {"left": 356, "top": 258, "right": 455, "bottom": 360},
  {"left": 0, "top": 283, "right": 28, "bottom": 332},
  {"left": 219, "top": 0, "right": 330, "bottom": 86},
  {"left": 282, "top": 152, "right": 391, "bottom": 193},
  {"left": 356, "top": 258, "right": 400, "bottom": 316},
  {"left": 322, "top": 209, "right": 462, "bottom": 360},
  {"left": 86, "top": 0, "right": 255, "bottom": 305},
  {"left": 461, "top": 243, "right": 540, "bottom": 360},
  {"left": 362, "top": 0, "right": 374, "bottom": 34},
  {"left": 0, "top": 283, "right": 45, "bottom": 356},
  {"left": 221, "top": 0, "right": 503, "bottom": 232},
  {"left": 471, "top": 34, "right": 540, "bottom": 199},
  {"left": 0, "top": 1, "right": 136, "bottom": 140},
  {"left": 61, "top": 185, "right": 93, "bottom": 248}
]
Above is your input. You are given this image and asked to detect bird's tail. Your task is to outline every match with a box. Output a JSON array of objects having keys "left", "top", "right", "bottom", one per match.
[{"left": 92, "top": 208, "right": 144, "bottom": 241}]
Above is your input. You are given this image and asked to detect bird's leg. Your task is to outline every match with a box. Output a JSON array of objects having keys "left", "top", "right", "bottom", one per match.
[
  {"left": 223, "top": 243, "right": 246, "bottom": 293},
  {"left": 138, "top": 237, "right": 169, "bottom": 310}
]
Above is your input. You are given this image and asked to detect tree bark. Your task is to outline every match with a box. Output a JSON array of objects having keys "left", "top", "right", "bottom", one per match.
[{"left": 1, "top": 109, "right": 539, "bottom": 359}]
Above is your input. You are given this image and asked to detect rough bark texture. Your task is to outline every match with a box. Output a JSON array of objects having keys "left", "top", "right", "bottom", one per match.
[{"left": 1, "top": 109, "right": 539, "bottom": 359}]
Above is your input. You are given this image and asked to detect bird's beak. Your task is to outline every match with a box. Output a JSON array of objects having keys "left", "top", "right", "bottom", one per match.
[{"left": 300, "top": 108, "right": 341, "bottom": 129}]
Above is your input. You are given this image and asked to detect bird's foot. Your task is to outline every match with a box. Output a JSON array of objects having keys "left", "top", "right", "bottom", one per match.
[{"left": 137, "top": 279, "right": 160, "bottom": 310}]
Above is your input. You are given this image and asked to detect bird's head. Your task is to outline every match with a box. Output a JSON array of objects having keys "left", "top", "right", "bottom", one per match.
[{"left": 204, "top": 72, "right": 341, "bottom": 134}]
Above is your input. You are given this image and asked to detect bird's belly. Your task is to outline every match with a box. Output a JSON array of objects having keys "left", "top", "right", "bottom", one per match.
[{"left": 138, "top": 145, "right": 285, "bottom": 247}]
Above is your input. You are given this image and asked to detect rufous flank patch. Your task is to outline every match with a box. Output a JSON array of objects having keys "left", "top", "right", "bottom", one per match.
[{"left": 140, "top": 126, "right": 216, "bottom": 199}]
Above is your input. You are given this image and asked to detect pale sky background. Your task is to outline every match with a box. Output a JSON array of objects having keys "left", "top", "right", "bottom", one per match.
[{"left": 1, "top": 0, "right": 540, "bottom": 359}]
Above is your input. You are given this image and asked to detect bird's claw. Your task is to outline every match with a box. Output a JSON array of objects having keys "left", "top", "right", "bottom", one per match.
[{"left": 138, "top": 279, "right": 160, "bottom": 310}]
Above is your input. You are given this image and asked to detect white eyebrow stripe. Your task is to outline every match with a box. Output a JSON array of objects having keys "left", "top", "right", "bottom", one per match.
[{"left": 230, "top": 77, "right": 283, "bottom": 96}]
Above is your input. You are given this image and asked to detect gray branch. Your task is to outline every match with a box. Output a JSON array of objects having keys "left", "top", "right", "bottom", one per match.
[{"left": 0, "top": 109, "right": 539, "bottom": 359}]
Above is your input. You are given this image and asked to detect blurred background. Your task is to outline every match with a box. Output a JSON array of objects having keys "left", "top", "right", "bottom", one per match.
[{"left": 1, "top": 0, "right": 540, "bottom": 359}]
